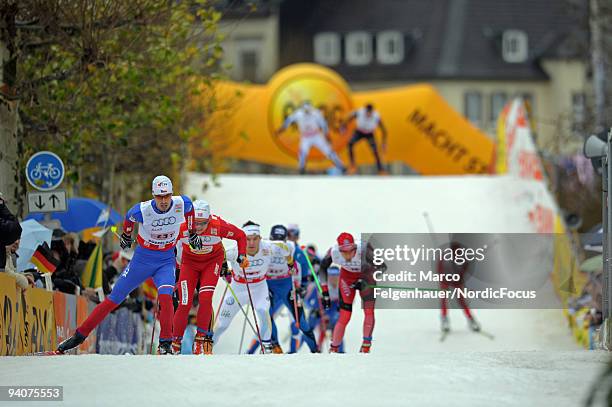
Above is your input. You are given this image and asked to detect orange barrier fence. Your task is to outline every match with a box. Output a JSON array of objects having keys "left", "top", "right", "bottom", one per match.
[{"left": 0, "top": 273, "right": 98, "bottom": 355}]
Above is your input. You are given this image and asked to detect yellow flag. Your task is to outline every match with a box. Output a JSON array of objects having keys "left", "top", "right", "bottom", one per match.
[{"left": 82, "top": 242, "right": 103, "bottom": 289}]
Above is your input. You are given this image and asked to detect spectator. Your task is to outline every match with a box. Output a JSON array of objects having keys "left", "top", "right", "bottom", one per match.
[
  {"left": 2, "top": 240, "right": 33, "bottom": 290},
  {"left": 0, "top": 192, "right": 22, "bottom": 270},
  {"left": 50, "top": 239, "right": 82, "bottom": 294},
  {"left": 102, "top": 250, "right": 133, "bottom": 295}
]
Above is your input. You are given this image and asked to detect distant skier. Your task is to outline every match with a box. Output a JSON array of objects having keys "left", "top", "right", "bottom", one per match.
[
  {"left": 172, "top": 199, "right": 247, "bottom": 355},
  {"left": 275, "top": 101, "right": 346, "bottom": 174},
  {"left": 319, "top": 232, "right": 377, "bottom": 353},
  {"left": 286, "top": 224, "right": 315, "bottom": 353},
  {"left": 57, "top": 175, "right": 200, "bottom": 355},
  {"left": 439, "top": 241, "right": 481, "bottom": 334},
  {"left": 306, "top": 263, "right": 343, "bottom": 352},
  {"left": 341, "top": 103, "right": 388, "bottom": 175}
]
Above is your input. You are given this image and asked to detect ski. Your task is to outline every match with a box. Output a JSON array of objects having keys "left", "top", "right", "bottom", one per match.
[
  {"left": 475, "top": 330, "right": 495, "bottom": 340},
  {"left": 27, "top": 350, "right": 64, "bottom": 356},
  {"left": 440, "top": 330, "right": 449, "bottom": 342}
]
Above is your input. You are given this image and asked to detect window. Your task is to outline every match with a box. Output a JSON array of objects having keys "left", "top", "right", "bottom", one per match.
[
  {"left": 572, "top": 92, "right": 586, "bottom": 135},
  {"left": 464, "top": 92, "right": 483, "bottom": 127},
  {"left": 235, "top": 39, "right": 261, "bottom": 82},
  {"left": 345, "top": 31, "right": 372, "bottom": 66},
  {"left": 490, "top": 92, "right": 508, "bottom": 124},
  {"left": 314, "top": 32, "right": 341, "bottom": 66},
  {"left": 502, "top": 30, "right": 528, "bottom": 63},
  {"left": 240, "top": 51, "right": 258, "bottom": 83},
  {"left": 376, "top": 31, "right": 404, "bottom": 64}
]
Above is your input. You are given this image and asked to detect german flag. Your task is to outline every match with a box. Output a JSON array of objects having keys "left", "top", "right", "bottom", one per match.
[
  {"left": 31, "top": 242, "right": 60, "bottom": 274},
  {"left": 141, "top": 278, "right": 158, "bottom": 300}
]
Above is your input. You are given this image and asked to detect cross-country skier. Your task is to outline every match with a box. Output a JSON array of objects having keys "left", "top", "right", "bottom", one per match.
[
  {"left": 306, "top": 263, "right": 343, "bottom": 352},
  {"left": 285, "top": 224, "right": 315, "bottom": 353},
  {"left": 172, "top": 200, "right": 247, "bottom": 354},
  {"left": 439, "top": 241, "right": 481, "bottom": 334},
  {"left": 319, "top": 232, "right": 377, "bottom": 353},
  {"left": 247, "top": 225, "right": 319, "bottom": 354},
  {"left": 56, "top": 175, "right": 200, "bottom": 355},
  {"left": 275, "top": 101, "right": 346, "bottom": 174},
  {"left": 212, "top": 221, "right": 274, "bottom": 352},
  {"left": 341, "top": 103, "right": 388, "bottom": 175},
  {"left": 266, "top": 224, "right": 318, "bottom": 353}
]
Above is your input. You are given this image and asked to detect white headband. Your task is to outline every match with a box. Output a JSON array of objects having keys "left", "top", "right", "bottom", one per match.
[{"left": 243, "top": 225, "right": 261, "bottom": 236}]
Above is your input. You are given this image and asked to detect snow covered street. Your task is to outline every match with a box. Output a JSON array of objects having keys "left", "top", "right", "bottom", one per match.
[{"left": 1, "top": 350, "right": 606, "bottom": 407}]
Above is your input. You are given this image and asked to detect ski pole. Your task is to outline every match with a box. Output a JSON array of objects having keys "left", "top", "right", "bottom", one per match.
[
  {"left": 150, "top": 298, "right": 159, "bottom": 354},
  {"left": 422, "top": 211, "right": 442, "bottom": 247},
  {"left": 316, "top": 293, "right": 328, "bottom": 349},
  {"left": 213, "top": 282, "right": 229, "bottom": 330},
  {"left": 238, "top": 306, "right": 249, "bottom": 354},
  {"left": 224, "top": 279, "right": 259, "bottom": 338},
  {"left": 241, "top": 267, "right": 266, "bottom": 354},
  {"left": 301, "top": 246, "right": 323, "bottom": 295},
  {"left": 291, "top": 283, "right": 301, "bottom": 330}
]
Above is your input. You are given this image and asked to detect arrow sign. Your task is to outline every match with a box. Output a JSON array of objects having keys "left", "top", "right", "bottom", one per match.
[
  {"left": 50, "top": 194, "right": 60, "bottom": 208},
  {"left": 35, "top": 195, "right": 45, "bottom": 209},
  {"left": 27, "top": 190, "right": 67, "bottom": 213}
]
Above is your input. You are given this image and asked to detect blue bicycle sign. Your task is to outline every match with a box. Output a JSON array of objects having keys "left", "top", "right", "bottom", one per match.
[{"left": 26, "top": 151, "right": 65, "bottom": 191}]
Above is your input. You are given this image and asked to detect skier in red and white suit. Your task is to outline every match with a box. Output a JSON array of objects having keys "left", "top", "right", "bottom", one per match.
[
  {"left": 319, "top": 232, "right": 377, "bottom": 353},
  {"left": 438, "top": 241, "right": 480, "bottom": 334},
  {"left": 172, "top": 199, "right": 248, "bottom": 354}
]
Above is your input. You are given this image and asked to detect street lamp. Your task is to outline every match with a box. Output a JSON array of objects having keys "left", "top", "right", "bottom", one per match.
[{"left": 584, "top": 130, "right": 610, "bottom": 335}]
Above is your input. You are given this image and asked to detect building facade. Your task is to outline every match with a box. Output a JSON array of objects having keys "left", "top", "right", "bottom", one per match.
[{"left": 219, "top": 0, "right": 589, "bottom": 156}]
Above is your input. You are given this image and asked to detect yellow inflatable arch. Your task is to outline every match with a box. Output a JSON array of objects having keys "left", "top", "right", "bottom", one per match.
[{"left": 204, "top": 63, "right": 494, "bottom": 174}]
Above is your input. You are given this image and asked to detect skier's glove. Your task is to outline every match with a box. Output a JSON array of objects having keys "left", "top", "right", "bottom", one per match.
[
  {"left": 350, "top": 279, "right": 366, "bottom": 291},
  {"left": 220, "top": 261, "right": 232, "bottom": 283},
  {"left": 321, "top": 285, "right": 331, "bottom": 310},
  {"left": 296, "top": 285, "right": 307, "bottom": 299},
  {"left": 120, "top": 233, "right": 133, "bottom": 250},
  {"left": 189, "top": 231, "right": 202, "bottom": 250},
  {"left": 237, "top": 254, "right": 249, "bottom": 269}
]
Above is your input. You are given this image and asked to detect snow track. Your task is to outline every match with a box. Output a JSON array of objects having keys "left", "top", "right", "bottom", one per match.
[{"left": 2, "top": 174, "right": 605, "bottom": 406}]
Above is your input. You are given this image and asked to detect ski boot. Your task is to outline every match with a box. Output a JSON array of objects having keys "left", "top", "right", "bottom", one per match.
[
  {"left": 262, "top": 341, "right": 274, "bottom": 354},
  {"left": 158, "top": 340, "right": 174, "bottom": 355},
  {"left": 57, "top": 331, "right": 87, "bottom": 354},
  {"left": 360, "top": 340, "right": 372, "bottom": 353},
  {"left": 329, "top": 344, "right": 340, "bottom": 353},
  {"left": 193, "top": 333, "right": 214, "bottom": 355},
  {"left": 271, "top": 342, "right": 283, "bottom": 354},
  {"left": 441, "top": 316, "right": 450, "bottom": 333},
  {"left": 468, "top": 317, "right": 481, "bottom": 332},
  {"left": 171, "top": 339, "right": 182, "bottom": 355}
]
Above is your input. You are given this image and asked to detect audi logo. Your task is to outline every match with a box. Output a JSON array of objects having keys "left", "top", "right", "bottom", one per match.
[
  {"left": 248, "top": 259, "right": 265, "bottom": 267},
  {"left": 151, "top": 216, "right": 177, "bottom": 227},
  {"left": 271, "top": 257, "right": 285, "bottom": 265}
]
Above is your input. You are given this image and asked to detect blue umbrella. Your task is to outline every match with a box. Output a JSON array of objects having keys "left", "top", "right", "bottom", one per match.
[
  {"left": 16, "top": 219, "right": 53, "bottom": 272},
  {"left": 25, "top": 197, "right": 123, "bottom": 233}
]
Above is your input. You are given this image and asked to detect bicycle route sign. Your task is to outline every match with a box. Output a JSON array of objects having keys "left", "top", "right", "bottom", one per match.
[{"left": 25, "top": 151, "right": 65, "bottom": 191}]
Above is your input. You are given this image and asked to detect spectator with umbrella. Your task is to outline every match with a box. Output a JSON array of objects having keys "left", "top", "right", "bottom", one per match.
[{"left": 25, "top": 197, "right": 122, "bottom": 233}]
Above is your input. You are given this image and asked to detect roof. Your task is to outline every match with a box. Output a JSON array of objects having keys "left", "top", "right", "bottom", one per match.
[{"left": 278, "top": 0, "right": 587, "bottom": 81}]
